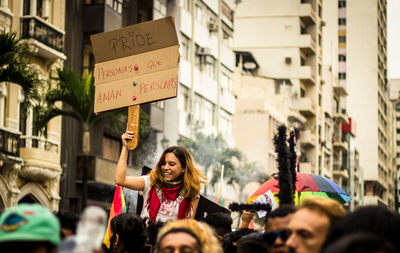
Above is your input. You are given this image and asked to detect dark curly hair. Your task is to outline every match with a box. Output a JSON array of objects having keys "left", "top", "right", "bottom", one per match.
[{"left": 110, "top": 213, "right": 146, "bottom": 253}]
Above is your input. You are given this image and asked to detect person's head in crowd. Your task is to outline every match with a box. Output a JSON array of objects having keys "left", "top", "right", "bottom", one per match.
[
  {"left": 321, "top": 232, "right": 395, "bottom": 253},
  {"left": 144, "top": 220, "right": 165, "bottom": 252},
  {"left": 262, "top": 204, "right": 296, "bottom": 253},
  {"left": 222, "top": 228, "right": 257, "bottom": 253},
  {"left": 285, "top": 197, "right": 346, "bottom": 253},
  {"left": 204, "top": 212, "right": 233, "bottom": 240},
  {"left": 0, "top": 203, "right": 60, "bottom": 253},
  {"left": 109, "top": 213, "right": 146, "bottom": 253},
  {"left": 156, "top": 227, "right": 202, "bottom": 253},
  {"left": 56, "top": 211, "right": 79, "bottom": 239},
  {"left": 157, "top": 219, "right": 222, "bottom": 253},
  {"left": 323, "top": 205, "right": 400, "bottom": 252},
  {"left": 236, "top": 237, "right": 269, "bottom": 253}
]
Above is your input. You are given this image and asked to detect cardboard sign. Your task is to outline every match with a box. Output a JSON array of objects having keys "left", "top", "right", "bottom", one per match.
[
  {"left": 91, "top": 17, "right": 179, "bottom": 63},
  {"left": 94, "top": 67, "right": 178, "bottom": 113},
  {"left": 94, "top": 45, "right": 179, "bottom": 85},
  {"left": 90, "top": 17, "right": 180, "bottom": 113}
]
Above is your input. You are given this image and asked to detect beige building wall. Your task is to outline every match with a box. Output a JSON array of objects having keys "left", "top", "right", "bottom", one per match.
[
  {"left": 234, "top": 0, "right": 322, "bottom": 175},
  {"left": 0, "top": 0, "right": 66, "bottom": 211},
  {"left": 346, "top": 0, "right": 392, "bottom": 207}
]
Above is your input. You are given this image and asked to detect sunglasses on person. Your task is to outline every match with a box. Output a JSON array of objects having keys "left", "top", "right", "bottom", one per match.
[{"left": 260, "top": 229, "right": 289, "bottom": 246}]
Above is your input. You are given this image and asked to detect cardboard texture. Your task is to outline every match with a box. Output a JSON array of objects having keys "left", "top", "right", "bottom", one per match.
[
  {"left": 94, "top": 67, "right": 178, "bottom": 113},
  {"left": 90, "top": 16, "right": 178, "bottom": 63},
  {"left": 91, "top": 16, "right": 180, "bottom": 113},
  {"left": 94, "top": 45, "right": 179, "bottom": 85}
]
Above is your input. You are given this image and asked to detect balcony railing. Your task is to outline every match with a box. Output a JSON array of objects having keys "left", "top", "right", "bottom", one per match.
[
  {"left": 0, "top": 128, "right": 20, "bottom": 157},
  {"left": 20, "top": 136, "right": 59, "bottom": 153},
  {"left": 20, "top": 16, "right": 64, "bottom": 53}
]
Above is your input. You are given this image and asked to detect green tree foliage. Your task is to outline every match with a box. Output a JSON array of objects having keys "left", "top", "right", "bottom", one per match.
[
  {"left": 0, "top": 32, "right": 41, "bottom": 106},
  {"left": 178, "top": 132, "right": 269, "bottom": 194}
]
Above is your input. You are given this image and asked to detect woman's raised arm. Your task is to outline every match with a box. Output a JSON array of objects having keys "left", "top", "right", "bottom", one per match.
[{"left": 114, "top": 130, "right": 145, "bottom": 191}]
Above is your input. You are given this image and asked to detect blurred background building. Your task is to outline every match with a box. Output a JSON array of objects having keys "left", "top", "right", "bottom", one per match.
[
  {"left": 0, "top": 0, "right": 398, "bottom": 212},
  {"left": 0, "top": 0, "right": 66, "bottom": 211}
]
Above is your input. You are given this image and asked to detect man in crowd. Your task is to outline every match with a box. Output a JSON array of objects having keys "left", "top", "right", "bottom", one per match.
[
  {"left": 0, "top": 203, "right": 60, "bottom": 253},
  {"left": 261, "top": 204, "right": 295, "bottom": 253},
  {"left": 285, "top": 197, "right": 346, "bottom": 253}
]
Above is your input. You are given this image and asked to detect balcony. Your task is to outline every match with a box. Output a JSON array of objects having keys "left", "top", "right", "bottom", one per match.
[
  {"left": 293, "top": 97, "right": 316, "bottom": 117},
  {"left": 299, "top": 3, "right": 316, "bottom": 25},
  {"left": 299, "top": 162, "right": 315, "bottom": 174},
  {"left": 300, "top": 130, "right": 316, "bottom": 148},
  {"left": 333, "top": 82, "right": 348, "bottom": 97},
  {"left": 20, "top": 16, "right": 65, "bottom": 60},
  {"left": 333, "top": 164, "right": 349, "bottom": 179},
  {"left": 299, "top": 34, "right": 316, "bottom": 55},
  {"left": 298, "top": 66, "right": 316, "bottom": 85},
  {"left": 19, "top": 136, "right": 61, "bottom": 182},
  {"left": 332, "top": 110, "right": 349, "bottom": 124},
  {"left": 0, "top": 128, "right": 20, "bottom": 157},
  {"left": 333, "top": 138, "right": 348, "bottom": 151},
  {"left": 77, "top": 156, "right": 140, "bottom": 185}
]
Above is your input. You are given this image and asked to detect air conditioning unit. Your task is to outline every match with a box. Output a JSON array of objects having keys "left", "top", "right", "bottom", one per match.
[
  {"left": 196, "top": 47, "right": 211, "bottom": 55},
  {"left": 208, "top": 20, "right": 218, "bottom": 32}
]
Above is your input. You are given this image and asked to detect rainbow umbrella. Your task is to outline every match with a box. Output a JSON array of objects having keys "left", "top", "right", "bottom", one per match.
[{"left": 248, "top": 173, "right": 351, "bottom": 205}]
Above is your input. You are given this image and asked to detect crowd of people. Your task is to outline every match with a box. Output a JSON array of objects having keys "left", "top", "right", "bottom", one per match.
[
  {"left": 0, "top": 196, "right": 399, "bottom": 253},
  {"left": 1, "top": 130, "right": 399, "bottom": 252}
]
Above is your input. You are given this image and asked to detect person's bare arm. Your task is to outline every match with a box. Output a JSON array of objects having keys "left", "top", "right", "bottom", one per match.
[
  {"left": 189, "top": 197, "right": 200, "bottom": 219},
  {"left": 239, "top": 211, "right": 255, "bottom": 229},
  {"left": 114, "top": 130, "right": 145, "bottom": 191}
]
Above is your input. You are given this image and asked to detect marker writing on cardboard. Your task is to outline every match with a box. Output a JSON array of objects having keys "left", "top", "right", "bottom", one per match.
[
  {"left": 139, "top": 76, "right": 177, "bottom": 94},
  {"left": 96, "top": 89, "right": 123, "bottom": 104},
  {"left": 108, "top": 32, "right": 157, "bottom": 54}
]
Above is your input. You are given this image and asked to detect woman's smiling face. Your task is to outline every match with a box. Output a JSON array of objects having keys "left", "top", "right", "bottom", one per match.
[{"left": 161, "top": 152, "right": 184, "bottom": 181}]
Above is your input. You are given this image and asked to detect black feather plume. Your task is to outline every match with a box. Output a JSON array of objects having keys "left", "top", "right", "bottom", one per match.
[
  {"left": 274, "top": 125, "right": 295, "bottom": 206},
  {"left": 228, "top": 202, "right": 271, "bottom": 213},
  {"left": 288, "top": 130, "right": 298, "bottom": 191}
]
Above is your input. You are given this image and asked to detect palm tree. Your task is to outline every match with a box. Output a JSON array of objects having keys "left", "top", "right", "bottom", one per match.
[
  {"left": 0, "top": 32, "right": 41, "bottom": 106},
  {"left": 35, "top": 68, "right": 127, "bottom": 154},
  {"left": 35, "top": 68, "right": 127, "bottom": 209}
]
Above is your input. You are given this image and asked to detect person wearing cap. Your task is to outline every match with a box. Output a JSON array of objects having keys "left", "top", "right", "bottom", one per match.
[{"left": 0, "top": 203, "right": 60, "bottom": 253}]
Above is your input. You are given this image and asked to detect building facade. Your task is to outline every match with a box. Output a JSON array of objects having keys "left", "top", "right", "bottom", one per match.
[
  {"left": 233, "top": 0, "right": 323, "bottom": 175},
  {"left": 343, "top": 0, "right": 394, "bottom": 208},
  {"left": 0, "top": 0, "right": 66, "bottom": 211}
]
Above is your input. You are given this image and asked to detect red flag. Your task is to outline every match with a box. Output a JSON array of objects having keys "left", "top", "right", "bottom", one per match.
[{"left": 103, "top": 185, "right": 126, "bottom": 248}]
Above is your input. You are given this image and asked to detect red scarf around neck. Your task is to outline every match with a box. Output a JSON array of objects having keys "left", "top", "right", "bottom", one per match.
[{"left": 147, "top": 184, "right": 191, "bottom": 221}]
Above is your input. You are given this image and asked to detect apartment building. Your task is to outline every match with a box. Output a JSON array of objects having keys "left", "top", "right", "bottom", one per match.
[
  {"left": 390, "top": 78, "right": 400, "bottom": 211},
  {"left": 233, "top": 0, "right": 323, "bottom": 175},
  {"left": 164, "top": 0, "right": 235, "bottom": 147},
  {"left": 0, "top": 0, "right": 66, "bottom": 211},
  {"left": 342, "top": 0, "right": 394, "bottom": 208}
]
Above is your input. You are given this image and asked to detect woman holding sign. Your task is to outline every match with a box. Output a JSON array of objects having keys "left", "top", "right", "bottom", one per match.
[{"left": 114, "top": 130, "right": 207, "bottom": 222}]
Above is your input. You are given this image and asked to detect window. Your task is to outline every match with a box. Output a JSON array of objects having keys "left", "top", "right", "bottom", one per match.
[
  {"left": 339, "top": 72, "right": 346, "bottom": 80},
  {"left": 23, "top": 0, "right": 31, "bottom": 15},
  {"left": 180, "top": 34, "right": 190, "bottom": 61},
  {"left": 183, "top": 0, "right": 191, "bottom": 12},
  {"left": 102, "top": 135, "right": 121, "bottom": 161},
  {"left": 338, "top": 18, "right": 346, "bottom": 25},
  {"left": 339, "top": 36, "right": 346, "bottom": 43},
  {"left": 106, "top": 0, "right": 122, "bottom": 13},
  {"left": 339, "top": 0, "right": 346, "bottom": 8},
  {"left": 178, "top": 85, "right": 189, "bottom": 112},
  {"left": 195, "top": 3, "right": 202, "bottom": 22},
  {"left": 338, "top": 54, "right": 346, "bottom": 61},
  {"left": 318, "top": 94, "right": 322, "bottom": 106},
  {"left": 300, "top": 57, "right": 306, "bottom": 66}
]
